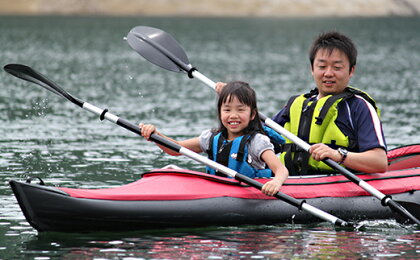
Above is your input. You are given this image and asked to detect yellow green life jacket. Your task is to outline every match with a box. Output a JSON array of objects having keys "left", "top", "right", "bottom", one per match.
[{"left": 280, "top": 87, "right": 379, "bottom": 175}]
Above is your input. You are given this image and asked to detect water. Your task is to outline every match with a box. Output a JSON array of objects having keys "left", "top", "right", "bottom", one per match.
[{"left": 0, "top": 15, "right": 419, "bottom": 259}]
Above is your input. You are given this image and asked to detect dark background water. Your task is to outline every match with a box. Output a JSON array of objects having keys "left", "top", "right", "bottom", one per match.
[{"left": 0, "top": 16, "right": 419, "bottom": 259}]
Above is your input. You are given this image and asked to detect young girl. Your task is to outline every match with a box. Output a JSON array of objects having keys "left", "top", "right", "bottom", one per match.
[{"left": 140, "top": 81, "right": 289, "bottom": 196}]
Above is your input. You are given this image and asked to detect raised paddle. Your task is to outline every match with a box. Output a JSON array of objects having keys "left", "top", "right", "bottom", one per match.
[
  {"left": 126, "top": 25, "right": 420, "bottom": 225},
  {"left": 3, "top": 63, "right": 352, "bottom": 227}
]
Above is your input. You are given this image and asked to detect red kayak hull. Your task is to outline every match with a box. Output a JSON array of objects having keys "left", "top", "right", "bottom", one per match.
[{"left": 9, "top": 144, "right": 420, "bottom": 232}]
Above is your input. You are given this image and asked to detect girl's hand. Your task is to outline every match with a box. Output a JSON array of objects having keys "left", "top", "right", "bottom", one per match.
[
  {"left": 260, "top": 149, "right": 288, "bottom": 196},
  {"left": 261, "top": 179, "right": 282, "bottom": 196},
  {"left": 139, "top": 123, "right": 156, "bottom": 141}
]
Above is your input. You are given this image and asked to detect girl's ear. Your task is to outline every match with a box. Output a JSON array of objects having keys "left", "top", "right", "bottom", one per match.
[{"left": 251, "top": 110, "right": 256, "bottom": 120}]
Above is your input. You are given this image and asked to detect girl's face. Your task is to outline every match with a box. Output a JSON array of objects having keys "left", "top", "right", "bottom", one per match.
[{"left": 220, "top": 95, "right": 255, "bottom": 140}]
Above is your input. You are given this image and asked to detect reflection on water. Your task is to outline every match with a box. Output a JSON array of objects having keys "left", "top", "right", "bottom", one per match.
[
  {"left": 0, "top": 15, "right": 419, "bottom": 259},
  {"left": 6, "top": 224, "right": 418, "bottom": 259}
]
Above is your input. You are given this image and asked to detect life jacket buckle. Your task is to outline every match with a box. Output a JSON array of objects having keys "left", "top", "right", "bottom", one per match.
[{"left": 315, "top": 116, "right": 323, "bottom": 125}]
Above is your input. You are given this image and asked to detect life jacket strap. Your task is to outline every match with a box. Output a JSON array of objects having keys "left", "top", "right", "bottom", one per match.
[
  {"left": 346, "top": 87, "right": 378, "bottom": 112},
  {"left": 207, "top": 132, "right": 216, "bottom": 161},
  {"left": 207, "top": 131, "right": 254, "bottom": 163},
  {"left": 315, "top": 91, "right": 354, "bottom": 125},
  {"left": 297, "top": 98, "right": 317, "bottom": 143},
  {"left": 237, "top": 132, "right": 255, "bottom": 162}
]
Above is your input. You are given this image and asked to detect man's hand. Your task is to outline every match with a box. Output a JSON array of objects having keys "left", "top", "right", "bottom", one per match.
[{"left": 309, "top": 143, "right": 342, "bottom": 163}]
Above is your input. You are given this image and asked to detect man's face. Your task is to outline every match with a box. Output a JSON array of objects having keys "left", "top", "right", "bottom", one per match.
[{"left": 311, "top": 48, "right": 355, "bottom": 98}]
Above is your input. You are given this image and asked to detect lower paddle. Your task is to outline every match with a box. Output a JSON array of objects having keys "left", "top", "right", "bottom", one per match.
[
  {"left": 126, "top": 25, "right": 420, "bottom": 225},
  {"left": 4, "top": 63, "right": 352, "bottom": 227}
]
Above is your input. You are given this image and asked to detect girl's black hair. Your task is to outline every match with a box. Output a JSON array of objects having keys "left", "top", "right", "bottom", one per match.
[{"left": 216, "top": 81, "right": 264, "bottom": 136}]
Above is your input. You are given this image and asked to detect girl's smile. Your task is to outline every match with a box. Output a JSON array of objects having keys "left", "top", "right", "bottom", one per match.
[{"left": 220, "top": 96, "right": 255, "bottom": 140}]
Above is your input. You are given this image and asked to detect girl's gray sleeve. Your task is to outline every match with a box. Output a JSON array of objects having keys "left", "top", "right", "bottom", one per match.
[
  {"left": 248, "top": 134, "right": 274, "bottom": 169},
  {"left": 198, "top": 129, "right": 213, "bottom": 153}
]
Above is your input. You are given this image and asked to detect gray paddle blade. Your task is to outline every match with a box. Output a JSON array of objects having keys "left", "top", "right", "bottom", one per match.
[
  {"left": 4, "top": 64, "right": 63, "bottom": 97},
  {"left": 126, "top": 26, "right": 190, "bottom": 73},
  {"left": 4, "top": 64, "right": 83, "bottom": 106}
]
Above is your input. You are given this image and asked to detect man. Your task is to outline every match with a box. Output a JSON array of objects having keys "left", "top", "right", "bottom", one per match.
[{"left": 272, "top": 31, "right": 387, "bottom": 175}]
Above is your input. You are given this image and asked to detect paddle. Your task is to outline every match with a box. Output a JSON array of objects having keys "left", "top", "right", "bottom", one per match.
[
  {"left": 3, "top": 63, "right": 352, "bottom": 227},
  {"left": 126, "top": 25, "right": 420, "bottom": 225}
]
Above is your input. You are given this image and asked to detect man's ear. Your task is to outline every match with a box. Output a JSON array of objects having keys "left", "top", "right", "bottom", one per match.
[{"left": 349, "top": 66, "right": 356, "bottom": 78}]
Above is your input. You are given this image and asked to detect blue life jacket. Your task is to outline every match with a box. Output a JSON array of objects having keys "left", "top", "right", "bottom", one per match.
[
  {"left": 262, "top": 125, "right": 286, "bottom": 145},
  {"left": 206, "top": 130, "right": 275, "bottom": 178}
]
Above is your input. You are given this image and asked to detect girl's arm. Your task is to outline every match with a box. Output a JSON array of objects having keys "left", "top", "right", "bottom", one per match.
[
  {"left": 260, "top": 149, "right": 289, "bottom": 196},
  {"left": 139, "top": 123, "right": 202, "bottom": 156}
]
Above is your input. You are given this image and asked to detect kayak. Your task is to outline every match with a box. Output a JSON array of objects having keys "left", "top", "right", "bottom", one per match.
[{"left": 9, "top": 144, "right": 420, "bottom": 232}]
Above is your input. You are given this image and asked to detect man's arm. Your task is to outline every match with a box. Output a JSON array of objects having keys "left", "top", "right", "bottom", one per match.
[
  {"left": 310, "top": 96, "right": 388, "bottom": 173},
  {"left": 309, "top": 144, "right": 387, "bottom": 173}
]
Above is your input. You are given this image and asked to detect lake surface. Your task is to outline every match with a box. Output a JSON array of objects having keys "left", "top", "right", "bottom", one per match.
[{"left": 0, "top": 15, "right": 419, "bottom": 259}]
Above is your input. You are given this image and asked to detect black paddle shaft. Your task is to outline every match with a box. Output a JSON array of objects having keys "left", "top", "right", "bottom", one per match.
[{"left": 117, "top": 118, "right": 182, "bottom": 152}]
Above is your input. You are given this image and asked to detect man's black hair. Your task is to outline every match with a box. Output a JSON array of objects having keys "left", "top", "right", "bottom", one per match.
[{"left": 309, "top": 31, "right": 357, "bottom": 72}]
